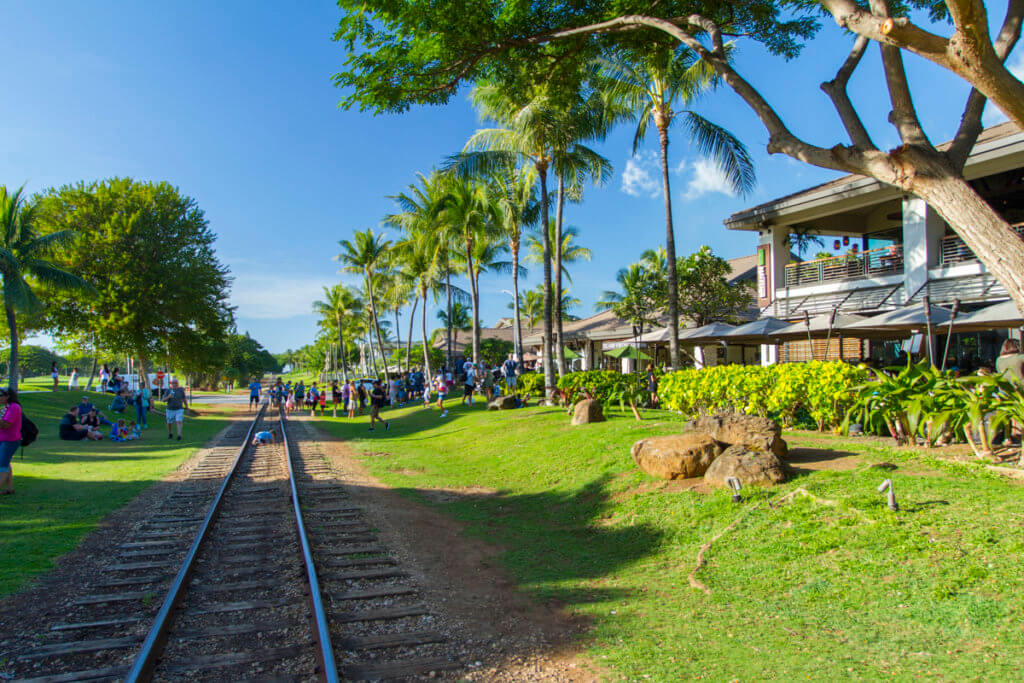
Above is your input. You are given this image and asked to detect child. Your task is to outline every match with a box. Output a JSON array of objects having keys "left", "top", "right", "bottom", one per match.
[
  {"left": 285, "top": 390, "right": 295, "bottom": 415},
  {"left": 252, "top": 429, "right": 275, "bottom": 445},
  {"left": 129, "top": 421, "right": 142, "bottom": 440},
  {"left": 436, "top": 377, "right": 448, "bottom": 417},
  {"left": 318, "top": 391, "right": 327, "bottom": 416},
  {"left": 111, "top": 419, "right": 128, "bottom": 442}
]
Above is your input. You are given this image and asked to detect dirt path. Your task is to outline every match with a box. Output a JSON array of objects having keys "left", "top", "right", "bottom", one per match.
[{"left": 291, "top": 416, "right": 602, "bottom": 681}]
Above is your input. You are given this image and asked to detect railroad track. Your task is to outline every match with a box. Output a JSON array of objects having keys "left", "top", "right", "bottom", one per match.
[{"left": 15, "top": 403, "right": 461, "bottom": 681}]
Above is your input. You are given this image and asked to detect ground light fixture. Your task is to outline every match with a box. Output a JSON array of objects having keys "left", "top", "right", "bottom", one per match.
[
  {"left": 877, "top": 479, "right": 898, "bottom": 511},
  {"left": 725, "top": 477, "right": 742, "bottom": 503}
]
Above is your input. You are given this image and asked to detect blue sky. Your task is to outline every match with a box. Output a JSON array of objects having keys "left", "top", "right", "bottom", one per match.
[{"left": 2, "top": 2, "right": 1010, "bottom": 353}]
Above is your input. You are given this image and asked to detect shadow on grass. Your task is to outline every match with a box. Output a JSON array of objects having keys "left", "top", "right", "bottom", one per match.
[{"left": 387, "top": 473, "right": 664, "bottom": 606}]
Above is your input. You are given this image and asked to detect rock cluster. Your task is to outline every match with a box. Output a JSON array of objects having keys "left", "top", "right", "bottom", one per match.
[
  {"left": 487, "top": 395, "right": 518, "bottom": 411},
  {"left": 632, "top": 412, "right": 788, "bottom": 487}
]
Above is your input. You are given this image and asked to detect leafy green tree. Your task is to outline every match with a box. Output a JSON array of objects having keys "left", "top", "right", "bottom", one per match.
[
  {"left": 480, "top": 338, "right": 514, "bottom": 365},
  {"left": 36, "top": 178, "right": 232, "bottom": 384},
  {"left": 332, "top": 0, "right": 1024, "bottom": 320},
  {"left": 0, "top": 185, "right": 93, "bottom": 398},
  {"left": 338, "top": 228, "right": 392, "bottom": 384},
  {"left": 597, "top": 45, "right": 754, "bottom": 371},
  {"left": 0, "top": 345, "right": 64, "bottom": 379},
  {"left": 677, "top": 246, "right": 754, "bottom": 326},
  {"left": 222, "top": 333, "right": 279, "bottom": 386},
  {"left": 436, "top": 301, "right": 471, "bottom": 333}
]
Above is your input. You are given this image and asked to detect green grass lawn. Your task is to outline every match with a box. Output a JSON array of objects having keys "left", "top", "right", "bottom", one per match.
[
  {"left": 314, "top": 400, "right": 1024, "bottom": 680},
  {"left": 0, "top": 391, "right": 232, "bottom": 597}
]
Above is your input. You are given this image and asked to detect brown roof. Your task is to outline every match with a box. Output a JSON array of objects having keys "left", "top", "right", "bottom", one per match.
[
  {"left": 726, "top": 121, "right": 1022, "bottom": 227},
  {"left": 432, "top": 325, "right": 544, "bottom": 352}
]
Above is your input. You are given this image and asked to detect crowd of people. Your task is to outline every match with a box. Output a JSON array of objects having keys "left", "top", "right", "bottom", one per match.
[{"left": 262, "top": 353, "right": 530, "bottom": 432}]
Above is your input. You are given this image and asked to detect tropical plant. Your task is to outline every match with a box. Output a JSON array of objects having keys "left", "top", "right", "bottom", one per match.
[
  {"left": 676, "top": 246, "right": 754, "bottom": 326},
  {"left": 597, "top": 46, "right": 755, "bottom": 371},
  {"left": 312, "top": 284, "right": 362, "bottom": 382},
  {"left": 525, "top": 222, "right": 592, "bottom": 285},
  {"left": 337, "top": 228, "right": 393, "bottom": 384},
  {"left": 0, "top": 185, "right": 93, "bottom": 398}
]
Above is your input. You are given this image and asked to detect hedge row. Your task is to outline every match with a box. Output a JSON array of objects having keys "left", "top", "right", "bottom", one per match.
[{"left": 658, "top": 361, "right": 867, "bottom": 429}]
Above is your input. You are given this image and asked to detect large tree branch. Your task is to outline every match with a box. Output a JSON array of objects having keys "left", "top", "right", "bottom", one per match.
[
  {"left": 820, "top": 0, "right": 950, "bottom": 61},
  {"left": 947, "top": 0, "right": 1024, "bottom": 169},
  {"left": 820, "top": 36, "right": 876, "bottom": 150},
  {"left": 879, "top": 42, "right": 931, "bottom": 148}
]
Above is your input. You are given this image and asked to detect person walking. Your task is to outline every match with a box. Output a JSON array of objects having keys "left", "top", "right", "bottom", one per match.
[
  {"left": 248, "top": 377, "right": 261, "bottom": 411},
  {"left": 331, "top": 381, "right": 341, "bottom": 417},
  {"left": 309, "top": 382, "right": 321, "bottom": 417},
  {"left": 134, "top": 379, "right": 151, "bottom": 429},
  {"left": 435, "top": 376, "right": 448, "bottom": 417},
  {"left": 368, "top": 379, "right": 389, "bottom": 431},
  {"left": 99, "top": 364, "right": 110, "bottom": 393},
  {"left": 50, "top": 362, "right": 59, "bottom": 391},
  {"left": 0, "top": 388, "right": 22, "bottom": 494},
  {"left": 164, "top": 378, "right": 187, "bottom": 441},
  {"left": 68, "top": 367, "right": 80, "bottom": 391},
  {"left": 646, "top": 364, "right": 659, "bottom": 408}
]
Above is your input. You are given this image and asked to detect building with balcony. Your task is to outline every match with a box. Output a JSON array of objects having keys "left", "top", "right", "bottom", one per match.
[{"left": 724, "top": 122, "right": 1024, "bottom": 367}]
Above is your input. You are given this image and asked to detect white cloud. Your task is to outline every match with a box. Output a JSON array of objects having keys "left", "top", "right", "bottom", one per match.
[
  {"left": 682, "top": 158, "right": 736, "bottom": 200},
  {"left": 230, "top": 272, "right": 339, "bottom": 320},
  {"left": 620, "top": 151, "right": 661, "bottom": 197},
  {"left": 674, "top": 158, "right": 687, "bottom": 175}
]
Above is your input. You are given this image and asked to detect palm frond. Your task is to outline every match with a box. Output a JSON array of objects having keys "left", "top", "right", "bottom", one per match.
[{"left": 682, "top": 111, "right": 757, "bottom": 197}]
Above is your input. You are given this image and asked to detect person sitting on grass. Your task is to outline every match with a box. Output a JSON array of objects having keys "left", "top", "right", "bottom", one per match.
[
  {"left": 80, "top": 408, "right": 101, "bottom": 430},
  {"left": 109, "top": 389, "right": 128, "bottom": 414},
  {"left": 78, "top": 396, "right": 114, "bottom": 426},
  {"left": 368, "top": 379, "right": 389, "bottom": 432},
  {"left": 60, "top": 406, "right": 102, "bottom": 441}
]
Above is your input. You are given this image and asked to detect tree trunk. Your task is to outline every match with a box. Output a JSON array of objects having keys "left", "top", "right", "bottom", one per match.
[
  {"left": 466, "top": 243, "right": 481, "bottom": 365},
  {"left": 367, "top": 334, "right": 379, "bottom": 377},
  {"left": 537, "top": 161, "right": 555, "bottom": 398},
  {"left": 420, "top": 288, "right": 433, "bottom": 385},
  {"left": 365, "top": 274, "right": 390, "bottom": 384},
  {"left": 554, "top": 175, "right": 567, "bottom": 377},
  {"left": 394, "top": 308, "right": 403, "bottom": 373},
  {"left": 445, "top": 271, "right": 453, "bottom": 374},
  {"left": 910, "top": 167, "right": 1024, "bottom": 316},
  {"left": 85, "top": 349, "right": 98, "bottom": 391},
  {"left": 406, "top": 297, "right": 418, "bottom": 373},
  {"left": 336, "top": 314, "right": 349, "bottom": 383},
  {"left": 511, "top": 234, "right": 523, "bottom": 362},
  {"left": 5, "top": 302, "right": 18, "bottom": 401},
  {"left": 658, "top": 123, "right": 681, "bottom": 372}
]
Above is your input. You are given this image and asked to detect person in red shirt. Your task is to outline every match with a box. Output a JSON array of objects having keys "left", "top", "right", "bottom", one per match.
[{"left": 0, "top": 388, "right": 23, "bottom": 494}]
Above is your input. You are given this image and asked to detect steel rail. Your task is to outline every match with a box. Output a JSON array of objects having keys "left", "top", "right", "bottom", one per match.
[
  {"left": 279, "top": 412, "right": 340, "bottom": 682},
  {"left": 124, "top": 402, "right": 267, "bottom": 683}
]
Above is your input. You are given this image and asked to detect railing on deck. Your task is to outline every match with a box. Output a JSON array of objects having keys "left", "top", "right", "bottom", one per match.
[
  {"left": 938, "top": 223, "right": 1024, "bottom": 266},
  {"left": 784, "top": 246, "right": 903, "bottom": 287}
]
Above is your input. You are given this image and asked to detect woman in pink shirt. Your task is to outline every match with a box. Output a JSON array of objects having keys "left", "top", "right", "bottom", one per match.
[{"left": 0, "top": 388, "right": 23, "bottom": 494}]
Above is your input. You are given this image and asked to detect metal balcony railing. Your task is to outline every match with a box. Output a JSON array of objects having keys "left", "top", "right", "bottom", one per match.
[
  {"left": 784, "top": 246, "right": 903, "bottom": 287},
  {"left": 938, "top": 224, "right": 1024, "bottom": 266}
]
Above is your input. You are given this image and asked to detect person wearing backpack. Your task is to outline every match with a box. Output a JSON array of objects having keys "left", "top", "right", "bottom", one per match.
[{"left": 0, "top": 388, "right": 23, "bottom": 494}]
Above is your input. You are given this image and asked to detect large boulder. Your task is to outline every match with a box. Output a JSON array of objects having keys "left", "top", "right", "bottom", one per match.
[
  {"left": 487, "top": 395, "right": 518, "bottom": 411},
  {"left": 631, "top": 433, "right": 722, "bottom": 480},
  {"left": 704, "top": 445, "right": 787, "bottom": 488},
  {"left": 571, "top": 398, "right": 606, "bottom": 425},
  {"left": 689, "top": 413, "right": 788, "bottom": 459}
]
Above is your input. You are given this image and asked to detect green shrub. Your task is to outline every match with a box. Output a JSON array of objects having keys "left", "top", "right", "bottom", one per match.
[
  {"left": 556, "top": 370, "right": 634, "bottom": 403},
  {"left": 518, "top": 373, "right": 544, "bottom": 395},
  {"left": 659, "top": 361, "right": 867, "bottom": 430}
]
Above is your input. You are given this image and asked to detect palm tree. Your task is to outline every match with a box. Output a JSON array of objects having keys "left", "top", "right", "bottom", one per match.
[
  {"left": 489, "top": 166, "right": 538, "bottom": 363},
  {"left": 311, "top": 284, "right": 362, "bottom": 383},
  {"left": 391, "top": 231, "right": 442, "bottom": 384},
  {"left": 598, "top": 46, "right": 755, "bottom": 371},
  {"left": 337, "top": 229, "right": 392, "bottom": 384},
  {"left": 437, "top": 176, "right": 491, "bottom": 365},
  {"left": 526, "top": 222, "right": 592, "bottom": 285},
  {"left": 596, "top": 262, "right": 663, "bottom": 385},
  {"left": 0, "top": 185, "right": 93, "bottom": 399},
  {"left": 453, "top": 84, "right": 611, "bottom": 395},
  {"left": 512, "top": 285, "right": 579, "bottom": 325},
  {"left": 437, "top": 302, "right": 471, "bottom": 333}
]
